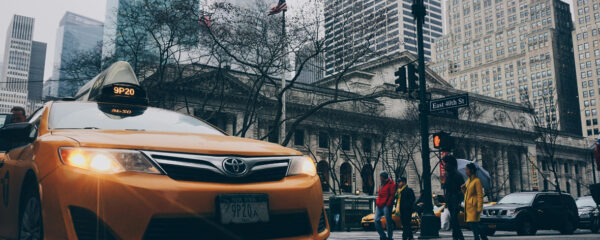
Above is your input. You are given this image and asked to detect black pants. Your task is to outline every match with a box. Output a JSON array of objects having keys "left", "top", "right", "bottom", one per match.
[
  {"left": 401, "top": 212, "right": 413, "bottom": 240},
  {"left": 448, "top": 204, "right": 464, "bottom": 240},
  {"left": 468, "top": 222, "right": 487, "bottom": 240}
]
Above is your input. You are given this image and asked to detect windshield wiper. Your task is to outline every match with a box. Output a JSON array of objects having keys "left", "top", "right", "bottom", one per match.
[{"left": 83, "top": 127, "right": 100, "bottom": 129}]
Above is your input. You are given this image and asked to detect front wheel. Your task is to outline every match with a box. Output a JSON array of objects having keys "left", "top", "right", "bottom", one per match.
[
  {"left": 486, "top": 228, "right": 496, "bottom": 236},
  {"left": 18, "top": 188, "right": 43, "bottom": 240},
  {"left": 517, "top": 218, "right": 536, "bottom": 236}
]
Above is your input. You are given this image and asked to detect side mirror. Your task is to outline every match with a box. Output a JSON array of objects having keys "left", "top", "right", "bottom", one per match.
[
  {"left": 0, "top": 122, "right": 36, "bottom": 152},
  {"left": 535, "top": 200, "right": 545, "bottom": 206}
]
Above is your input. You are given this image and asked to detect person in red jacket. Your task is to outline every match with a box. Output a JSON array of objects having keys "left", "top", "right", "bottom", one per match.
[{"left": 375, "top": 172, "right": 396, "bottom": 240}]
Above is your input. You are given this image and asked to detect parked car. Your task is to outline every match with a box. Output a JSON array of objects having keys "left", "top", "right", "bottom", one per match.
[
  {"left": 481, "top": 192, "right": 579, "bottom": 236},
  {"left": 576, "top": 196, "right": 600, "bottom": 233}
]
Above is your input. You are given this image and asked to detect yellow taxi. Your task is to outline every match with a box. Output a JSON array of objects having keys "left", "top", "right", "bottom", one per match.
[
  {"left": 0, "top": 61, "right": 329, "bottom": 240},
  {"left": 360, "top": 210, "right": 421, "bottom": 232}
]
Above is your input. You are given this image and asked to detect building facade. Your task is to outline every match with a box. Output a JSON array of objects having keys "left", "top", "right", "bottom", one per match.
[
  {"left": 28, "top": 41, "right": 46, "bottom": 101},
  {"left": 323, "top": 0, "right": 443, "bottom": 76},
  {"left": 1, "top": 15, "right": 34, "bottom": 91},
  {"left": 142, "top": 52, "right": 595, "bottom": 199},
  {"left": 51, "top": 12, "right": 103, "bottom": 98},
  {"left": 572, "top": 0, "right": 600, "bottom": 138},
  {"left": 431, "top": 0, "right": 581, "bottom": 135},
  {"left": 295, "top": 44, "right": 325, "bottom": 84}
]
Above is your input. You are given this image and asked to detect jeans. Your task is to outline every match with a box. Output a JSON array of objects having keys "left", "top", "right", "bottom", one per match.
[
  {"left": 374, "top": 205, "right": 393, "bottom": 239},
  {"left": 468, "top": 222, "right": 487, "bottom": 240},
  {"left": 448, "top": 204, "right": 464, "bottom": 240}
]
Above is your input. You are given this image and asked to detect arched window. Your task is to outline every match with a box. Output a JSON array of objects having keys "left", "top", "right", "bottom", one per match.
[
  {"left": 361, "top": 164, "right": 374, "bottom": 195},
  {"left": 317, "top": 161, "right": 330, "bottom": 192},
  {"left": 340, "top": 162, "right": 352, "bottom": 193}
]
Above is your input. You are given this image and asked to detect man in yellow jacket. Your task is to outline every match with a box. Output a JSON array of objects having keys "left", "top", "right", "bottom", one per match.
[{"left": 461, "top": 163, "right": 487, "bottom": 240}]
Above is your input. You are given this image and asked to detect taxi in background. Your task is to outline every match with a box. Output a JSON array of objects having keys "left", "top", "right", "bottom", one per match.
[{"left": 0, "top": 61, "right": 329, "bottom": 240}]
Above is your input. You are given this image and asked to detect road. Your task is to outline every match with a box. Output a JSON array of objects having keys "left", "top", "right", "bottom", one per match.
[{"left": 329, "top": 229, "right": 599, "bottom": 239}]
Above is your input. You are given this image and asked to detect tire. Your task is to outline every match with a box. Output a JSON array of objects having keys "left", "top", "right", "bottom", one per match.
[
  {"left": 517, "top": 218, "right": 536, "bottom": 236},
  {"left": 591, "top": 216, "right": 600, "bottom": 233},
  {"left": 560, "top": 218, "right": 576, "bottom": 235},
  {"left": 17, "top": 186, "right": 43, "bottom": 240},
  {"left": 486, "top": 228, "right": 496, "bottom": 236}
]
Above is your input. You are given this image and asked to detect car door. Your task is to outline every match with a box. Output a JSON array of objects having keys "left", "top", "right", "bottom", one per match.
[
  {"left": 532, "top": 195, "right": 553, "bottom": 229},
  {"left": 0, "top": 108, "right": 44, "bottom": 238}
]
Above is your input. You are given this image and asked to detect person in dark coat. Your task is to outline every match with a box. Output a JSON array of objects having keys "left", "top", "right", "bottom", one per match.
[
  {"left": 394, "top": 177, "right": 416, "bottom": 240},
  {"left": 443, "top": 155, "right": 465, "bottom": 240},
  {"left": 375, "top": 172, "right": 396, "bottom": 240}
]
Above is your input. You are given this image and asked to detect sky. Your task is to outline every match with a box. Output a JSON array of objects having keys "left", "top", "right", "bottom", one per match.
[{"left": 0, "top": 0, "right": 107, "bottom": 81}]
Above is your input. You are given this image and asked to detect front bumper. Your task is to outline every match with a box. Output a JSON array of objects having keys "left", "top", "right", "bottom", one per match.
[
  {"left": 480, "top": 216, "right": 518, "bottom": 231},
  {"left": 40, "top": 166, "right": 329, "bottom": 240},
  {"left": 579, "top": 216, "right": 593, "bottom": 228}
]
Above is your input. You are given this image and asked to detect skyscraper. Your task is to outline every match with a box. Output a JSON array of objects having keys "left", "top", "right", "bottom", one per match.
[
  {"left": 572, "top": 0, "right": 600, "bottom": 137},
  {"left": 1, "top": 15, "right": 35, "bottom": 91},
  {"left": 295, "top": 43, "right": 325, "bottom": 84},
  {"left": 51, "top": 11, "right": 104, "bottom": 98},
  {"left": 28, "top": 41, "right": 46, "bottom": 101},
  {"left": 102, "top": 0, "right": 199, "bottom": 67},
  {"left": 323, "top": 0, "right": 443, "bottom": 76},
  {"left": 431, "top": 0, "right": 581, "bottom": 135}
]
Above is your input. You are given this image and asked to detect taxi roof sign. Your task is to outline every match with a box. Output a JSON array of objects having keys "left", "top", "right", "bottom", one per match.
[
  {"left": 75, "top": 61, "right": 140, "bottom": 101},
  {"left": 74, "top": 61, "right": 148, "bottom": 106}
]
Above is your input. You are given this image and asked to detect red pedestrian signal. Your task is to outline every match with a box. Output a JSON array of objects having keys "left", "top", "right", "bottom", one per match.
[{"left": 432, "top": 131, "right": 454, "bottom": 150}]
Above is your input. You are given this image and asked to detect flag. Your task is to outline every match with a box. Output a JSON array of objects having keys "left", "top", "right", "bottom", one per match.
[
  {"left": 268, "top": 0, "right": 287, "bottom": 15},
  {"left": 199, "top": 14, "right": 211, "bottom": 27}
]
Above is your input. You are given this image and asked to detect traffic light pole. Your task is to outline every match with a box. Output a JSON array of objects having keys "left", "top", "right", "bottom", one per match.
[{"left": 413, "top": 0, "right": 439, "bottom": 238}]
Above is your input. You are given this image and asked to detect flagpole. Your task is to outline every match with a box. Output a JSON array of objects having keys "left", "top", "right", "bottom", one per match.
[{"left": 280, "top": 10, "right": 286, "bottom": 145}]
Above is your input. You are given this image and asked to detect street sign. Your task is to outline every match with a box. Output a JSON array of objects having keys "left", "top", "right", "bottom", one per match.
[{"left": 429, "top": 94, "right": 469, "bottom": 112}]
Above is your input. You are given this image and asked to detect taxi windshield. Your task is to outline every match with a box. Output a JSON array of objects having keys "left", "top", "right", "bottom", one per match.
[{"left": 48, "top": 102, "right": 224, "bottom": 135}]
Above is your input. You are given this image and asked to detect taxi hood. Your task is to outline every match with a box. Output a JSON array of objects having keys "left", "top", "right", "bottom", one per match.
[{"left": 51, "top": 130, "right": 302, "bottom": 157}]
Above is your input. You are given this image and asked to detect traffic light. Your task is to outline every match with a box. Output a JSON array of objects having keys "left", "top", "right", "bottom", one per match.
[
  {"left": 395, "top": 66, "right": 407, "bottom": 93},
  {"left": 407, "top": 63, "right": 418, "bottom": 91},
  {"left": 433, "top": 131, "right": 454, "bottom": 151}
]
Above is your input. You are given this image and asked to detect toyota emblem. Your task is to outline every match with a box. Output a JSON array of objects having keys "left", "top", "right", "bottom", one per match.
[{"left": 222, "top": 158, "right": 248, "bottom": 176}]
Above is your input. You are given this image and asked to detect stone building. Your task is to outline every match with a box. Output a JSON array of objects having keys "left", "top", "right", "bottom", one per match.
[
  {"left": 431, "top": 0, "right": 581, "bottom": 136},
  {"left": 146, "top": 52, "right": 595, "bottom": 200}
]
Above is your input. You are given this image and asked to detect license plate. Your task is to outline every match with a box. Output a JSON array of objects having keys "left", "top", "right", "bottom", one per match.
[
  {"left": 218, "top": 194, "right": 269, "bottom": 224},
  {"left": 488, "top": 224, "right": 496, "bottom": 229}
]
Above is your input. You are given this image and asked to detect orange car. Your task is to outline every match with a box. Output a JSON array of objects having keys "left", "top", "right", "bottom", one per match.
[{"left": 0, "top": 62, "right": 329, "bottom": 240}]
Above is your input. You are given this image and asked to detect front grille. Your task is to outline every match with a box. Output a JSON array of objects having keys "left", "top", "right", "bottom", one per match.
[
  {"left": 69, "top": 206, "right": 117, "bottom": 240},
  {"left": 142, "top": 212, "right": 312, "bottom": 240},
  {"left": 144, "top": 151, "right": 289, "bottom": 183}
]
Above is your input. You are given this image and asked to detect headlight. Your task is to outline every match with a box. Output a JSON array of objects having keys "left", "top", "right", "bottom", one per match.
[
  {"left": 506, "top": 209, "right": 519, "bottom": 217},
  {"left": 579, "top": 210, "right": 591, "bottom": 217},
  {"left": 59, "top": 147, "right": 161, "bottom": 174},
  {"left": 287, "top": 155, "right": 317, "bottom": 176}
]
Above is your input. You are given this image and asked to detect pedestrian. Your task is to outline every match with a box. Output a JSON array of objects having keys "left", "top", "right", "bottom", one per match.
[
  {"left": 375, "top": 172, "right": 396, "bottom": 240},
  {"left": 462, "top": 163, "right": 487, "bottom": 240},
  {"left": 394, "top": 176, "right": 415, "bottom": 240},
  {"left": 10, "top": 106, "right": 26, "bottom": 123},
  {"left": 442, "top": 155, "right": 465, "bottom": 240}
]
